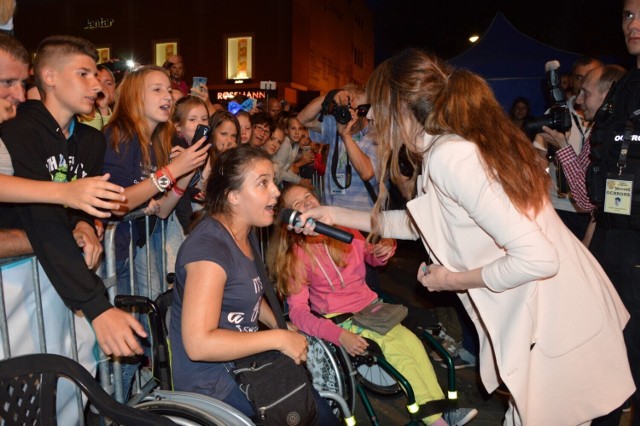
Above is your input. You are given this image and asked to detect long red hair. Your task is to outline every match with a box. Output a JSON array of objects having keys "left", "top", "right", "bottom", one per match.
[{"left": 366, "top": 49, "right": 549, "bottom": 236}]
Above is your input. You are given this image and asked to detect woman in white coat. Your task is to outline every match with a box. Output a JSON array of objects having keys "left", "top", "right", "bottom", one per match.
[{"left": 297, "top": 49, "right": 635, "bottom": 425}]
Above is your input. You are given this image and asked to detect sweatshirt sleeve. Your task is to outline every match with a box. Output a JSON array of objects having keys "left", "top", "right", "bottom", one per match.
[
  {"left": 2, "top": 120, "right": 112, "bottom": 321},
  {"left": 287, "top": 285, "right": 344, "bottom": 346}
]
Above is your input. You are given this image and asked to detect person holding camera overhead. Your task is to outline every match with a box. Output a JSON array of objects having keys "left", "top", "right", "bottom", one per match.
[
  {"left": 295, "top": 48, "right": 634, "bottom": 425},
  {"left": 299, "top": 84, "right": 394, "bottom": 295},
  {"left": 299, "top": 84, "right": 378, "bottom": 212},
  {"left": 533, "top": 56, "right": 602, "bottom": 241}
]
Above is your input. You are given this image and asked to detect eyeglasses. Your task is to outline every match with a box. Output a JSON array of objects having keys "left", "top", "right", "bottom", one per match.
[
  {"left": 355, "top": 104, "right": 371, "bottom": 117},
  {"left": 253, "top": 125, "right": 270, "bottom": 134}
]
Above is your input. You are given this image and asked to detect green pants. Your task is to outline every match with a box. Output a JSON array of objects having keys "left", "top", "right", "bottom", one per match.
[{"left": 343, "top": 321, "right": 445, "bottom": 425}]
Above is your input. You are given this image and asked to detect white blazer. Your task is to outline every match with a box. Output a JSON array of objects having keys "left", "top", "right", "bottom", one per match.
[{"left": 381, "top": 133, "right": 634, "bottom": 425}]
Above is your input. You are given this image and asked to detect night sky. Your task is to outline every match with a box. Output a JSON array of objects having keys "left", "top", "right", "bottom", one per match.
[{"left": 365, "top": 0, "right": 629, "bottom": 65}]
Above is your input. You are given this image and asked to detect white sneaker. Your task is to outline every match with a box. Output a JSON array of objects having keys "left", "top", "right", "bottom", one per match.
[{"left": 443, "top": 408, "right": 478, "bottom": 426}]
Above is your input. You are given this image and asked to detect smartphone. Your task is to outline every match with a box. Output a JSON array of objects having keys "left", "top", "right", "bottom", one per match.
[
  {"left": 192, "top": 124, "right": 211, "bottom": 148},
  {"left": 192, "top": 76, "right": 208, "bottom": 90}
]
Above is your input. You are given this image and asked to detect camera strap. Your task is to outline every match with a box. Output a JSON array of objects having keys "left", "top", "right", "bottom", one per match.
[
  {"left": 331, "top": 130, "right": 352, "bottom": 190},
  {"left": 329, "top": 130, "right": 378, "bottom": 203}
]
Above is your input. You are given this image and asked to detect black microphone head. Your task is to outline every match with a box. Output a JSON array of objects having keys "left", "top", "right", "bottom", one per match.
[{"left": 278, "top": 208, "right": 301, "bottom": 226}]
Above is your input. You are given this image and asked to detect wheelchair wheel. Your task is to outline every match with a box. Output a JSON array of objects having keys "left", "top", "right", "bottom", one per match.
[
  {"left": 357, "top": 363, "right": 403, "bottom": 396},
  {"left": 305, "top": 335, "right": 356, "bottom": 418},
  {"left": 135, "top": 400, "right": 242, "bottom": 426}
]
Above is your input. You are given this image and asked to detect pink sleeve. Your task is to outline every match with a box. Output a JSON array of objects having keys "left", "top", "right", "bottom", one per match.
[{"left": 287, "top": 285, "right": 344, "bottom": 346}]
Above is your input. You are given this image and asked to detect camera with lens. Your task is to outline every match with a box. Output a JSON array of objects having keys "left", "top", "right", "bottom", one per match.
[
  {"left": 324, "top": 102, "right": 352, "bottom": 125},
  {"left": 319, "top": 89, "right": 352, "bottom": 125},
  {"left": 523, "top": 60, "right": 572, "bottom": 136}
]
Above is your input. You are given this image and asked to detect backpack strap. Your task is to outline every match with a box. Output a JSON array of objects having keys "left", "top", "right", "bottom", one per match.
[{"left": 249, "top": 230, "right": 287, "bottom": 330}]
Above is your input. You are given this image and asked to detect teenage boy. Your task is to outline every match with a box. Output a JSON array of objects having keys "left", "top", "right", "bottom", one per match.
[{"left": 0, "top": 35, "right": 146, "bottom": 358}]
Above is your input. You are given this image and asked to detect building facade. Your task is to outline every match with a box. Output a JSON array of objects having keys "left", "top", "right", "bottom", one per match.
[{"left": 16, "top": 0, "right": 374, "bottom": 108}]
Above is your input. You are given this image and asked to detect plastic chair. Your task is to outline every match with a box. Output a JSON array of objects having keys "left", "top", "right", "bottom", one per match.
[{"left": 0, "top": 353, "right": 175, "bottom": 426}]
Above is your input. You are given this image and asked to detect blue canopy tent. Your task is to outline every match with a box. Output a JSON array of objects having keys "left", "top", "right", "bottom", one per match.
[{"left": 449, "top": 13, "right": 582, "bottom": 116}]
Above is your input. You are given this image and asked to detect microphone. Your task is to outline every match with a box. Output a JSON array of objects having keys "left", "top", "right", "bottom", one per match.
[{"left": 279, "top": 208, "right": 354, "bottom": 244}]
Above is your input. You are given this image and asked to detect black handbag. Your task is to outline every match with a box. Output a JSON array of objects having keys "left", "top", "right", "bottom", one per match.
[
  {"left": 231, "top": 232, "right": 319, "bottom": 426},
  {"left": 233, "top": 350, "right": 318, "bottom": 426}
]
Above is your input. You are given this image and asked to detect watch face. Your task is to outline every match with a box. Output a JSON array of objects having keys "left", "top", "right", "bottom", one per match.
[{"left": 158, "top": 175, "right": 171, "bottom": 189}]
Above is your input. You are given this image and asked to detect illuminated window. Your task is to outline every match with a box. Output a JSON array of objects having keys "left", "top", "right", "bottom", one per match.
[{"left": 226, "top": 35, "right": 253, "bottom": 81}]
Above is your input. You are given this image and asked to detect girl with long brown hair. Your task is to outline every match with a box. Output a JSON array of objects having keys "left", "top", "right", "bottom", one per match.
[{"left": 296, "top": 48, "right": 633, "bottom": 425}]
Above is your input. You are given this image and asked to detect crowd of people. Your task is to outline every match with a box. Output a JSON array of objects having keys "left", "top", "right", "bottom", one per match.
[{"left": 2, "top": 2, "right": 640, "bottom": 423}]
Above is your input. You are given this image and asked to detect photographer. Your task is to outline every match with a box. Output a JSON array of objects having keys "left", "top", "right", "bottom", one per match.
[
  {"left": 298, "top": 84, "right": 377, "bottom": 211},
  {"left": 532, "top": 56, "right": 601, "bottom": 240}
]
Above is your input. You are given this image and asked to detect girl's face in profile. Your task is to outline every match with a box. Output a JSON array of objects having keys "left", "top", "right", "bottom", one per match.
[
  {"left": 237, "top": 114, "right": 252, "bottom": 144},
  {"left": 283, "top": 185, "right": 320, "bottom": 214},
  {"left": 233, "top": 158, "right": 281, "bottom": 228},
  {"left": 176, "top": 104, "right": 209, "bottom": 143},
  {"left": 143, "top": 70, "right": 173, "bottom": 130},
  {"left": 213, "top": 120, "right": 238, "bottom": 153}
]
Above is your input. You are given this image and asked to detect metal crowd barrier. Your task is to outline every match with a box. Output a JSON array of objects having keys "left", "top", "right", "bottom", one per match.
[
  {"left": 0, "top": 254, "right": 86, "bottom": 425},
  {"left": 101, "top": 211, "right": 172, "bottom": 404}
]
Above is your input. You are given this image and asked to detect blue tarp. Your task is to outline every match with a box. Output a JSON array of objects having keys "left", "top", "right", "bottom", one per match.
[{"left": 449, "top": 13, "right": 582, "bottom": 116}]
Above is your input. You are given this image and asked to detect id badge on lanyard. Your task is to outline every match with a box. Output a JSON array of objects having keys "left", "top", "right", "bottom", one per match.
[
  {"left": 604, "top": 173, "right": 633, "bottom": 215},
  {"left": 605, "top": 122, "right": 635, "bottom": 215}
]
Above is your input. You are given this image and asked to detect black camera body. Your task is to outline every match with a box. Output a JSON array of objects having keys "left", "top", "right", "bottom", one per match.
[
  {"left": 319, "top": 89, "right": 352, "bottom": 125},
  {"left": 523, "top": 60, "right": 572, "bottom": 136},
  {"left": 325, "top": 103, "right": 352, "bottom": 125},
  {"left": 523, "top": 104, "right": 572, "bottom": 136}
]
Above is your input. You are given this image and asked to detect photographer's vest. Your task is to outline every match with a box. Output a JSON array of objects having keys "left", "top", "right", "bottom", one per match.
[{"left": 589, "top": 68, "right": 640, "bottom": 229}]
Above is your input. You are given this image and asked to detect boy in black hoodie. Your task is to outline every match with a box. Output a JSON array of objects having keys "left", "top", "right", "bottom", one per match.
[{"left": 0, "top": 35, "right": 146, "bottom": 358}]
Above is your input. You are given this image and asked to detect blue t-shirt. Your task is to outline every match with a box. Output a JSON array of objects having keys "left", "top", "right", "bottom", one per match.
[
  {"left": 170, "top": 217, "right": 265, "bottom": 399},
  {"left": 102, "top": 130, "right": 159, "bottom": 260},
  {"left": 311, "top": 116, "right": 378, "bottom": 211}
]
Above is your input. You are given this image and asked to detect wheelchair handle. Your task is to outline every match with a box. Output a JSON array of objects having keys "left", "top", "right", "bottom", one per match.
[{"left": 114, "top": 294, "right": 158, "bottom": 315}]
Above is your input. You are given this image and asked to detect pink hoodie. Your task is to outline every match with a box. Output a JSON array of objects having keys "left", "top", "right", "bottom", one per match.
[{"left": 286, "top": 230, "right": 394, "bottom": 345}]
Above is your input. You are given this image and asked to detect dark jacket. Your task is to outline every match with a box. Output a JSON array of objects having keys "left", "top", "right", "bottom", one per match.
[{"left": 0, "top": 100, "right": 112, "bottom": 321}]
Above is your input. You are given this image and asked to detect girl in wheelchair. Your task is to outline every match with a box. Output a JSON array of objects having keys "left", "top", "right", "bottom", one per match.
[
  {"left": 168, "top": 146, "right": 338, "bottom": 425},
  {"left": 267, "top": 184, "right": 477, "bottom": 426}
]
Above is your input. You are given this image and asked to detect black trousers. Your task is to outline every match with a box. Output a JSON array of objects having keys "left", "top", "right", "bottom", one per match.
[{"left": 590, "top": 226, "right": 640, "bottom": 426}]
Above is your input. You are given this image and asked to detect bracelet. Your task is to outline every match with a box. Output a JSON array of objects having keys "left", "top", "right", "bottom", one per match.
[
  {"left": 149, "top": 173, "right": 164, "bottom": 193},
  {"left": 162, "top": 166, "right": 176, "bottom": 186},
  {"left": 172, "top": 185, "right": 186, "bottom": 197}
]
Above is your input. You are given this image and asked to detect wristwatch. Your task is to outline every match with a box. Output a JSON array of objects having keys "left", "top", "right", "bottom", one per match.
[{"left": 155, "top": 169, "right": 172, "bottom": 191}]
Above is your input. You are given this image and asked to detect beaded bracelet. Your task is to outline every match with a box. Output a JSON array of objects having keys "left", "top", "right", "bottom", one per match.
[{"left": 149, "top": 173, "right": 165, "bottom": 193}]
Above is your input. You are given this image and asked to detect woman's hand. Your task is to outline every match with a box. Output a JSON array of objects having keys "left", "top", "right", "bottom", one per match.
[
  {"left": 278, "top": 330, "right": 309, "bottom": 365},
  {"left": 296, "top": 206, "right": 336, "bottom": 236},
  {"left": 63, "top": 174, "right": 125, "bottom": 218},
  {"left": 417, "top": 262, "right": 485, "bottom": 292},
  {"left": 338, "top": 330, "right": 369, "bottom": 356},
  {"left": 417, "top": 262, "right": 452, "bottom": 292},
  {"left": 167, "top": 137, "right": 210, "bottom": 178}
]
